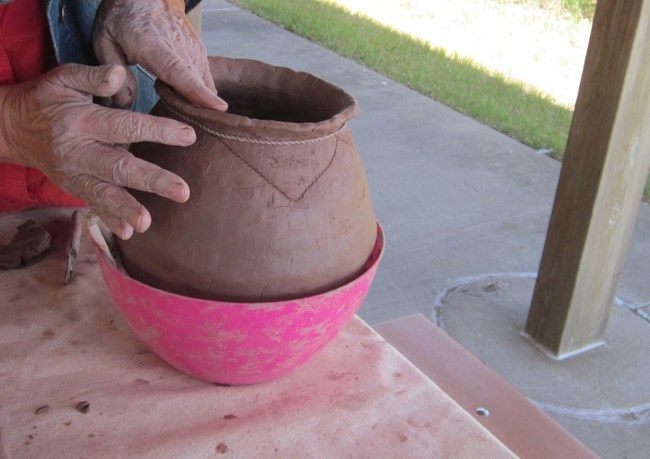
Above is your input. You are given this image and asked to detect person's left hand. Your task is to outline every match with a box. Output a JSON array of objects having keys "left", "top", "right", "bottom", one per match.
[{"left": 93, "top": 0, "right": 228, "bottom": 111}]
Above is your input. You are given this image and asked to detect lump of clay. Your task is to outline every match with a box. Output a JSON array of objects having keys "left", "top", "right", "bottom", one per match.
[{"left": 0, "top": 220, "right": 51, "bottom": 269}]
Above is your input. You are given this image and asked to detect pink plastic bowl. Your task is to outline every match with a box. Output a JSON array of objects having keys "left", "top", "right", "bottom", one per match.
[{"left": 94, "top": 224, "right": 384, "bottom": 385}]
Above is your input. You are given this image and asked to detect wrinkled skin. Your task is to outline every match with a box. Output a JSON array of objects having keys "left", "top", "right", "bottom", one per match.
[
  {"left": 0, "top": 0, "right": 227, "bottom": 239},
  {"left": 93, "top": 0, "right": 228, "bottom": 110},
  {"left": 0, "top": 64, "right": 195, "bottom": 239}
]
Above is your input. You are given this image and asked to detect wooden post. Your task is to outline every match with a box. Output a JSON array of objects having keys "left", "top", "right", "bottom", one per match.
[{"left": 525, "top": 0, "right": 650, "bottom": 358}]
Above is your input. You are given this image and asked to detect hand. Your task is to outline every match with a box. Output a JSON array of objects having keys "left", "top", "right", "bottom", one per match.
[
  {"left": 0, "top": 64, "right": 196, "bottom": 239},
  {"left": 93, "top": 0, "right": 228, "bottom": 111}
]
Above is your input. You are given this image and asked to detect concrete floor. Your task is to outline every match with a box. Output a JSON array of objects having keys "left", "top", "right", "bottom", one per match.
[{"left": 201, "top": 2, "right": 650, "bottom": 457}]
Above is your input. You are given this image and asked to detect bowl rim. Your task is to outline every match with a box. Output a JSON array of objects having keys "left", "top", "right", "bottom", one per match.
[{"left": 95, "top": 222, "right": 385, "bottom": 307}]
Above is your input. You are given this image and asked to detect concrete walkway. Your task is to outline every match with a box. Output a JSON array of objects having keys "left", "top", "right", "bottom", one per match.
[{"left": 201, "top": 2, "right": 650, "bottom": 457}]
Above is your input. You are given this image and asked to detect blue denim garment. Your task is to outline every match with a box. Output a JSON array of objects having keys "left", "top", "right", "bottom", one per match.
[{"left": 45, "top": 0, "right": 201, "bottom": 113}]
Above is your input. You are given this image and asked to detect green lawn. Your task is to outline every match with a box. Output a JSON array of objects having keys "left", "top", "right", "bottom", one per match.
[{"left": 501, "top": 0, "right": 596, "bottom": 21}]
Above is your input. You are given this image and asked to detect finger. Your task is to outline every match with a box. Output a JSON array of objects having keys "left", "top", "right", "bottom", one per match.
[
  {"left": 151, "top": 56, "right": 228, "bottom": 111},
  {"left": 185, "top": 84, "right": 229, "bottom": 112},
  {"left": 191, "top": 56, "right": 228, "bottom": 112},
  {"left": 190, "top": 42, "right": 218, "bottom": 92},
  {"left": 111, "top": 67, "right": 137, "bottom": 109},
  {"left": 176, "top": 44, "right": 227, "bottom": 110},
  {"left": 83, "top": 106, "right": 196, "bottom": 146},
  {"left": 70, "top": 175, "right": 151, "bottom": 238},
  {"left": 93, "top": 39, "right": 138, "bottom": 108},
  {"left": 72, "top": 144, "right": 190, "bottom": 203},
  {"left": 200, "top": 62, "right": 217, "bottom": 92},
  {"left": 94, "top": 34, "right": 135, "bottom": 67},
  {"left": 47, "top": 64, "right": 127, "bottom": 98},
  {"left": 98, "top": 213, "right": 135, "bottom": 241}
]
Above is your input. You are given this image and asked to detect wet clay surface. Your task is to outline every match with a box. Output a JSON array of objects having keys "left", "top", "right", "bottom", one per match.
[{"left": 117, "top": 57, "right": 377, "bottom": 302}]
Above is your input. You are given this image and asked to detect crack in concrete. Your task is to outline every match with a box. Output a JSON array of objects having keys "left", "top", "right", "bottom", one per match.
[
  {"left": 530, "top": 399, "right": 650, "bottom": 425},
  {"left": 637, "top": 308, "right": 650, "bottom": 323},
  {"left": 432, "top": 272, "right": 650, "bottom": 427},
  {"left": 614, "top": 297, "right": 650, "bottom": 325},
  {"left": 433, "top": 272, "right": 650, "bottom": 327},
  {"left": 431, "top": 271, "right": 537, "bottom": 328}
]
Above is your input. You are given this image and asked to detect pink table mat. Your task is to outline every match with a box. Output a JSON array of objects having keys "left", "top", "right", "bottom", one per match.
[{"left": 0, "top": 209, "right": 516, "bottom": 458}]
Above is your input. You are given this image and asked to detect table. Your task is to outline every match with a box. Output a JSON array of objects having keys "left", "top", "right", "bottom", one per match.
[{"left": 0, "top": 208, "right": 516, "bottom": 458}]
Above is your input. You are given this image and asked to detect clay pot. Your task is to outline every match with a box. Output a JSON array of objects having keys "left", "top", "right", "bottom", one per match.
[{"left": 116, "top": 57, "right": 377, "bottom": 302}]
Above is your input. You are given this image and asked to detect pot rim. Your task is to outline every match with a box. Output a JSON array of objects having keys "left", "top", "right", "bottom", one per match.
[{"left": 155, "top": 56, "right": 360, "bottom": 142}]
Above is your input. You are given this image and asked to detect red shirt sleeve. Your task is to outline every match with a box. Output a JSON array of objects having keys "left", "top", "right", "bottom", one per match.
[{"left": 0, "top": 0, "right": 85, "bottom": 212}]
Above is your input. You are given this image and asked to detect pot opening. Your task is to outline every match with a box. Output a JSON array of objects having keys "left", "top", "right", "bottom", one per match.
[{"left": 218, "top": 83, "right": 351, "bottom": 124}]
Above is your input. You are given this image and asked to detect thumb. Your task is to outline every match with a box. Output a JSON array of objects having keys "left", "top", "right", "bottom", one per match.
[
  {"left": 46, "top": 63, "right": 127, "bottom": 98},
  {"left": 94, "top": 40, "right": 138, "bottom": 108}
]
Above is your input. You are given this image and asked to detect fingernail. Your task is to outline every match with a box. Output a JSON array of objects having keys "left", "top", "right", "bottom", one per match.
[
  {"left": 213, "top": 94, "right": 228, "bottom": 111},
  {"left": 179, "top": 127, "right": 196, "bottom": 144},
  {"left": 119, "top": 225, "right": 134, "bottom": 240},
  {"left": 189, "top": 88, "right": 228, "bottom": 111},
  {"left": 105, "top": 65, "right": 123, "bottom": 83},
  {"left": 103, "top": 66, "right": 116, "bottom": 83},
  {"left": 136, "top": 211, "right": 152, "bottom": 233},
  {"left": 174, "top": 183, "right": 190, "bottom": 203}
]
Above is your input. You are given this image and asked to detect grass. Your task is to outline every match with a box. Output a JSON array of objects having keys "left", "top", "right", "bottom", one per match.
[
  {"left": 500, "top": 0, "right": 597, "bottom": 21},
  {"left": 229, "top": 0, "right": 650, "bottom": 200}
]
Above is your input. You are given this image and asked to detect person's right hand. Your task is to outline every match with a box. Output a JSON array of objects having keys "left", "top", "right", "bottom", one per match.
[
  {"left": 0, "top": 63, "right": 196, "bottom": 239},
  {"left": 93, "top": 0, "right": 227, "bottom": 111}
]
